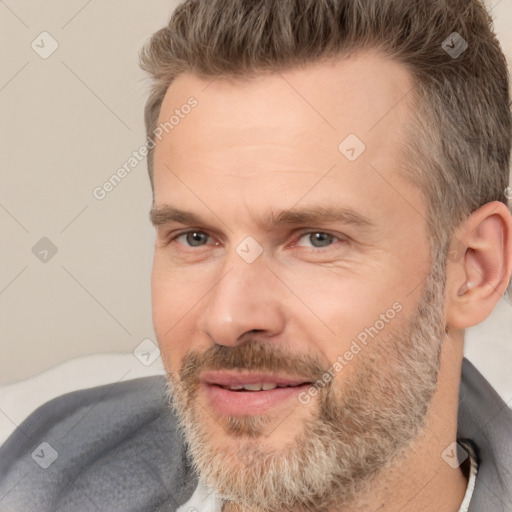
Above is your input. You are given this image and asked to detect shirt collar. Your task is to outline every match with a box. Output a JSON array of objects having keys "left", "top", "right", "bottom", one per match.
[{"left": 457, "top": 439, "right": 479, "bottom": 512}]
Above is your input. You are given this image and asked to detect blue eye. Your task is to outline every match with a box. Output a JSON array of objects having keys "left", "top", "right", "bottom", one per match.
[
  {"left": 177, "top": 231, "right": 210, "bottom": 247},
  {"left": 296, "top": 232, "right": 338, "bottom": 248}
]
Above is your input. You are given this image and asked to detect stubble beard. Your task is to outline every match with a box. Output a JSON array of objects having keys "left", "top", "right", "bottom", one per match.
[{"left": 165, "top": 258, "right": 446, "bottom": 512}]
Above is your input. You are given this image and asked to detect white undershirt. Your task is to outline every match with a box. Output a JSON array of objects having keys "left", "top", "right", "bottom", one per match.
[
  {"left": 457, "top": 439, "right": 479, "bottom": 512},
  {"left": 177, "top": 441, "right": 479, "bottom": 512},
  {"left": 176, "top": 481, "right": 222, "bottom": 512}
]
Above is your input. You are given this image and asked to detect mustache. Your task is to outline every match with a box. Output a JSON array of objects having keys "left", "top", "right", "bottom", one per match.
[{"left": 179, "top": 340, "right": 328, "bottom": 384}]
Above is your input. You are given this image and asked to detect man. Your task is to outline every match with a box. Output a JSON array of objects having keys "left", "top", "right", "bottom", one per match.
[{"left": 1, "top": 0, "right": 511, "bottom": 511}]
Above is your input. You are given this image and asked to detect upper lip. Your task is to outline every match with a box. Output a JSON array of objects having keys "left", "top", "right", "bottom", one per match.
[{"left": 199, "top": 371, "right": 312, "bottom": 387}]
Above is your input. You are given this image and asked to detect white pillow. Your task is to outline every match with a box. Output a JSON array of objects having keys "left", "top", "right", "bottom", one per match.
[{"left": 0, "top": 353, "right": 165, "bottom": 447}]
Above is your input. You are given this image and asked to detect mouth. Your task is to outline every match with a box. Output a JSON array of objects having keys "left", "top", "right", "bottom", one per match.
[
  {"left": 199, "top": 371, "right": 314, "bottom": 415},
  {"left": 218, "top": 382, "right": 306, "bottom": 391}
]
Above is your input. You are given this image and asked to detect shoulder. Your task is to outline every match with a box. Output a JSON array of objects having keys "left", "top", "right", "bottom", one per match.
[
  {"left": 0, "top": 376, "right": 197, "bottom": 512},
  {"left": 458, "top": 358, "right": 512, "bottom": 511}
]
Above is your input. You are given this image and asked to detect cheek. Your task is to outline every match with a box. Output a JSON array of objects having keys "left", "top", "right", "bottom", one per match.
[
  {"left": 151, "top": 255, "right": 200, "bottom": 323},
  {"left": 151, "top": 261, "right": 192, "bottom": 367},
  {"left": 284, "top": 269, "right": 391, "bottom": 336},
  {"left": 151, "top": 257, "right": 215, "bottom": 369},
  {"left": 282, "top": 265, "right": 414, "bottom": 370}
]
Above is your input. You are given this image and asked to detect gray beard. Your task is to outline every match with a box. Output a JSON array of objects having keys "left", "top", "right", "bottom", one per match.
[{"left": 165, "top": 259, "right": 446, "bottom": 512}]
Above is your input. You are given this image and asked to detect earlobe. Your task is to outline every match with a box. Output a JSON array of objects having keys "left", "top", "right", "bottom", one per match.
[{"left": 446, "top": 201, "right": 512, "bottom": 329}]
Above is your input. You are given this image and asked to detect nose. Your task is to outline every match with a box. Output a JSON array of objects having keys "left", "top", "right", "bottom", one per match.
[{"left": 198, "top": 255, "right": 287, "bottom": 347}]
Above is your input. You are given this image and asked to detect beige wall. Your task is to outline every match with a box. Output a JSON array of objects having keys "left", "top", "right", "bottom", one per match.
[
  {"left": 1, "top": 1, "right": 181, "bottom": 385},
  {"left": 1, "top": 1, "right": 511, "bottom": 386}
]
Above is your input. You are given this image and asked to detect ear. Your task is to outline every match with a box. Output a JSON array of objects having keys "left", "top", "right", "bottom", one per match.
[{"left": 445, "top": 201, "right": 512, "bottom": 329}]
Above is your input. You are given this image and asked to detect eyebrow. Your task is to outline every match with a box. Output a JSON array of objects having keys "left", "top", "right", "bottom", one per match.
[
  {"left": 266, "top": 206, "right": 374, "bottom": 230},
  {"left": 150, "top": 204, "right": 374, "bottom": 231},
  {"left": 151, "top": 206, "right": 204, "bottom": 227}
]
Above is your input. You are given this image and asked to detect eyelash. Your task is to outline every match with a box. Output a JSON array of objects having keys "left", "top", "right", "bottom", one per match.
[{"left": 168, "top": 229, "right": 345, "bottom": 250}]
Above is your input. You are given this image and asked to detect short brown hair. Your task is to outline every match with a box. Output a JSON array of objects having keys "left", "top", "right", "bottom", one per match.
[{"left": 140, "top": 0, "right": 511, "bottom": 249}]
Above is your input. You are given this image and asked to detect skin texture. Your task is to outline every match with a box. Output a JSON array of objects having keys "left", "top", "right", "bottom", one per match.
[{"left": 150, "top": 52, "right": 512, "bottom": 511}]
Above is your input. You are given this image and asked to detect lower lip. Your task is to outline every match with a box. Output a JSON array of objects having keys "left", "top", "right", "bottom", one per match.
[{"left": 202, "top": 383, "right": 311, "bottom": 416}]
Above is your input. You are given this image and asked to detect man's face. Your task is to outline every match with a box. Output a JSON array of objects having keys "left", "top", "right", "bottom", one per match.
[{"left": 151, "top": 53, "right": 444, "bottom": 509}]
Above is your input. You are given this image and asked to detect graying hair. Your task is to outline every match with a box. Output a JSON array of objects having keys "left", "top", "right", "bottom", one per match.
[{"left": 140, "top": 0, "right": 511, "bottom": 262}]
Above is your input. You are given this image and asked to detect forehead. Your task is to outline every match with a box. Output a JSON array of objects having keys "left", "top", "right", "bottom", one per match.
[
  {"left": 156, "top": 51, "right": 414, "bottom": 144},
  {"left": 152, "top": 51, "right": 421, "bottom": 226}
]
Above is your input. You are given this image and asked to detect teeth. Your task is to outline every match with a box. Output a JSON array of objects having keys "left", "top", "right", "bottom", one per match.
[
  {"left": 226, "top": 383, "right": 291, "bottom": 391},
  {"left": 242, "top": 384, "right": 264, "bottom": 391}
]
